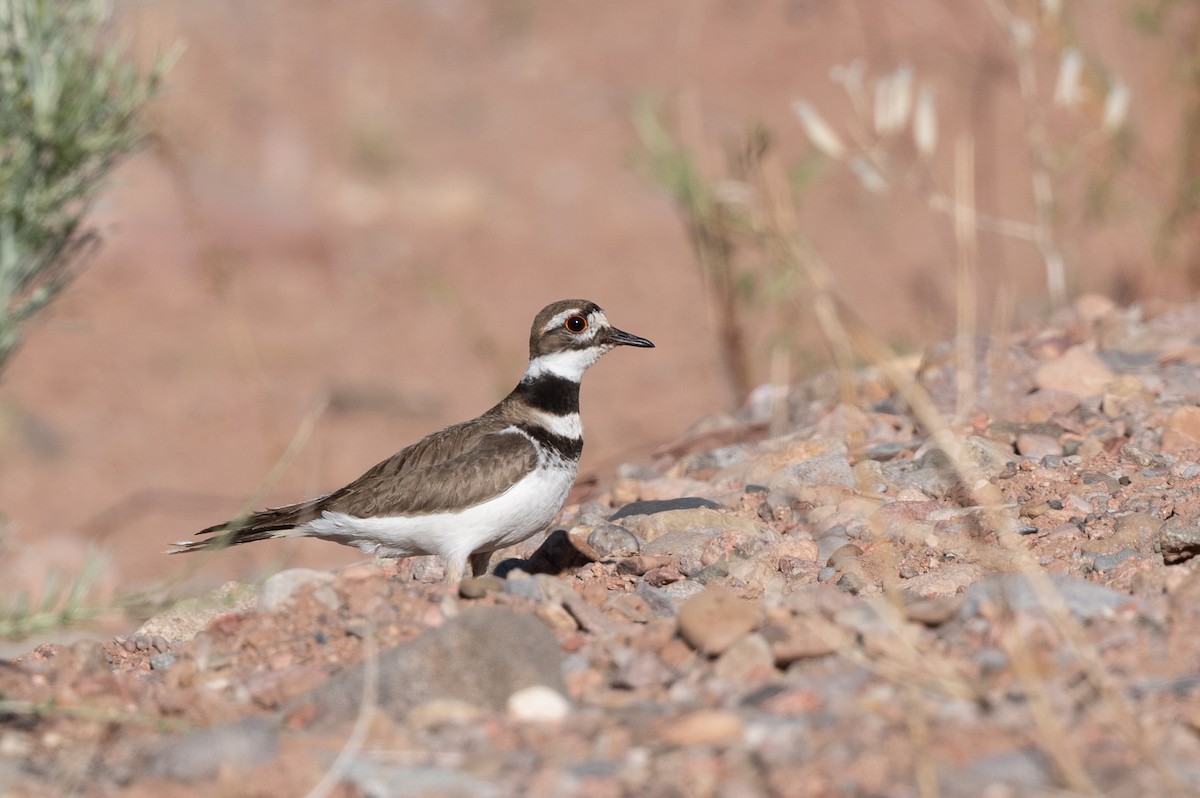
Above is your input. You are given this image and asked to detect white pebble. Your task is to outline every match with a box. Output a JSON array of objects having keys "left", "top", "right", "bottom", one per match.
[{"left": 506, "top": 685, "right": 570, "bottom": 723}]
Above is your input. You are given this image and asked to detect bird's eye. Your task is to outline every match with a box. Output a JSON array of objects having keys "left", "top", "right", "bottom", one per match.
[{"left": 564, "top": 314, "right": 588, "bottom": 333}]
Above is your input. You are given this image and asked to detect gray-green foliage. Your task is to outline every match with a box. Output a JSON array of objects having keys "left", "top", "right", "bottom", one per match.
[{"left": 0, "top": 0, "right": 169, "bottom": 371}]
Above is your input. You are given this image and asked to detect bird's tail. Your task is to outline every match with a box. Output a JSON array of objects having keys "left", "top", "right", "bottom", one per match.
[{"left": 168, "top": 500, "right": 324, "bottom": 554}]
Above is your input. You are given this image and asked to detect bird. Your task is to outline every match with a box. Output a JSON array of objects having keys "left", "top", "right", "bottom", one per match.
[{"left": 172, "top": 299, "right": 654, "bottom": 582}]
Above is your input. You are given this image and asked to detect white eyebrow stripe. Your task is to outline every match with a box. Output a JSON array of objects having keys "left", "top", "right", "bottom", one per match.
[{"left": 541, "top": 309, "right": 581, "bottom": 333}]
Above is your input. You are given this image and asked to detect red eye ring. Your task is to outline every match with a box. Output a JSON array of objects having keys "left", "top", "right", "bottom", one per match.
[{"left": 564, "top": 314, "right": 588, "bottom": 333}]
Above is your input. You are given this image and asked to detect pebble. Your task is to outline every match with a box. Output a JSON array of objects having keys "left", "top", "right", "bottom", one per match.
[
  {"left": 1162, "top": 405, "right": 1200, "bottom": 452},
  {"left": 292, "top": 606, "right": 566, "bottom": 724},
  {"left": 960, "top": 573, "right": 1132, "bottom": 620},
  {"left": 501, "top": 573, "right": 545, "bottom": 602},
  {"left": 459, "top": 574, "right": 505, "bottom": 598},
  {"left": 660, "top": 709, "right": 745, "bottom": 747},
  {"left": 1089, "top": 548, "right": 1140, "bottom": 572},
  {"left": 1159, "top": 522, "right": 1200, "bottom": 564},
  {"left": 761, "top": 618, "right": 842, "bottom": 664},
  {"left": 149, "top": 652, "right": 177, "bottom": 670},
  {"left": 677, "top": 586, "right": 761, "bottom": 655},
  {"left": 258, "top": 568, "right": 340, "bottom": 613},
  {"left": 507, "top": 685, "right": 571, "bottom": 722},
  {"left": 150, "top": 717, "right": 279, "bottom": 781},
  {"left": 1033, "top": 344, "right": 1115, "bottom": 397},
  {"left": 712, "top": 633, "right": 775, "bottom": 684},
  {"left": 137, "top": 582, "right": 260, "bottom": 643},
  {"left": 587, "top": 523, "right": 642, "bottom": 557},
  {"left": 627, "top": 508, "right": 762, "bottom": 544},
  {"left": 610, "top": 497, "right": 723, "bottom": 520}
]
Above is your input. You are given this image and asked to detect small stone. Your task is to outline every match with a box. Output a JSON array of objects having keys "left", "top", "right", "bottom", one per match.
[
  {"left": 610, "top": 497, "right": 723, "bottom": 521},
  {"left": 960, "top": 574, "right": 1133, "bottom": 620},
  {"left": 903, "top": 596, "right": 963, "bottom": 625},
  {"left": 259, "top": 568, "right": 339, "bottom": 613},
  {"left": 587, "top": 523, "right": 642, "bottom": 557},
  {"left": 1015, "top": 433, "right": 1061, "bottom": 460},
  {"left": 1033, "top": 345, "right": 1115, "bottom": 397},
  {"left": 712, "top": 633, "right": 775, "bottom": 684},
  {"left": 1090, "top": 549, "right": 1139, "bottom": 572},
  {"left": 506, "top": 685, "right": 570, "bottom": 723},
  {"left": 660, "top": 710, "right": 744, "bottom": 747},
  {"left": 628, "top": 509, "right": 762, "bottom": 544},
  {"left": 836, "top": 571, "right": 866, "bottom": 594},
  {"left": 1162, "top": 406, "right": 1200, "bottom": 453},
  {"left": 1120, "top": 444, "right": 1172, "bottom": 470},
  {"left": 149, "top": 652, "right": 177, "bottom": 670},
  {"left": 762, "top": 618, "right": 841, "bottom": 664},
  {"left": 826, "top": 543, "right": 864, "bottom": 570},
  {"left": 409, "top": 698, "right": 486, "bottom": 729},
  {"left": 1160, "top": 522, "right": 1200, "bottom": 564},
  {"left": 1114, "top": 512, "right": 1163, "bottom": 543},
  {"left": 816, "top": 566, "right": 838, "bottom": 583},
  {"left": 767, "top": 450, "right": 856, "bottom": 493},
  {"left": 901, "top": 563, "right": 985, "bottom": 599},
  {"left": 501, "top": 573, "right": 544, "bottom": 602},
  {"left": 459, "top": 575, "right": 504, "bottom": 599},
  {"left": 677, "top": 586, "right": 761, "bottom": 654},
  {"left": 150, "top": 718, "right": 279, "bottom": 781}
]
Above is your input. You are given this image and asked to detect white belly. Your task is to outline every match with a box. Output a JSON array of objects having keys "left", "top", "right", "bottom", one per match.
[{"left": 298, "top": 462, "right": 578, "bottom": 563}]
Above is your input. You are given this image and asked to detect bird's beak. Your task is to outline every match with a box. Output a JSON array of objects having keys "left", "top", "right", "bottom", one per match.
[{"left": 606, "top": 327, "right": 655, "bottom": 348}]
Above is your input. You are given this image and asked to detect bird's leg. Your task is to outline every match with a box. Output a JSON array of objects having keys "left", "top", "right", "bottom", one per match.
[
  {"left": 443, "top": 555, "right": 467, "bottom": 584},
  {"left": 469, "top": 551, "right": 492, "bottom": 578}
]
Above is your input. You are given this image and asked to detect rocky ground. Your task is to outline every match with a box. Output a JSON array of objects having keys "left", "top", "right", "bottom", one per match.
[{"left": 4, "top": 294, "right": 1200, "bottom": 797}]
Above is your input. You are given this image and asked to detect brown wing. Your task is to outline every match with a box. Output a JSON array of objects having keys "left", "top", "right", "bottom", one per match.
[
  {"left": 319, "top": 416, "right": 539, "bottom": 517},
  {"left": 186, "top": 415, "right": 536, "bottom": 550}
]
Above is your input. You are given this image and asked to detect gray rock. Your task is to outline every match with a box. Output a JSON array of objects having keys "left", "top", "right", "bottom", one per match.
[
  {"left": 634, "top": 582, "right": 678, "bottom": 616},
  {"left": 292, "top": 607, "right": 565, "bottom": 725},
  {"left": 769, "top": 450, "right": 855, "bottom": 491},
  {"left": 642, "top": 527, "right": 722, "bottom": 559},
  {"left": 501, "top": 574, "right": 544, "bottom": 602},
  {"left": 939, "top": 748, "right": 1052, "bottom": 797},
  {"left": 1090, "top": 548, "right": 1139, "bottom": 572},
  {"left": 816, "top": 535, "right": 854, "bottom": 564},
  {"left": 149, "top": 717, "right": 279, "bottom": 782},
  {"left": 136, "top": 581, "right": 259, "bottom": 643},
  {"left": 658, "top": 579, "right": 706, "bottom": 603},
  {"left": 1160, "top": 522, "right": 1200, "bottom": 564},
  {"left": 344, "top": 761, "right": 501, "bottom": 798},
  {"left": 610, "top": 496, "right": 723, "bottom": 521},
  {"left": 149, "top": 652, "right": 177, "bottom": 670},
  {"left": 259, "top": 568, "right": 340, "bottom": 612},
  {"left": 587, "top": 523, "right": 642, "bottom": 557},
  {"left": 960, "top": 573, "right": 1133, "bottom": 621}
]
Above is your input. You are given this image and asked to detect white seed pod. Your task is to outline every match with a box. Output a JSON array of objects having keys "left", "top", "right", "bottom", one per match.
[
  {"left": 913, "top": 86, "right": 938, "bottom": 158},
  {"left": 849, "top": 156, "right": 888, "bottom": 194},
  {"left": 1054, "top": 48, "right": 1083, "bottom": 109},
  {"left": 791, "top": 100, "right": 846, "bottom": 160},
  {"left": 1102, "top": 79, "right": 1130, "bottom": 133},
  {"left": 1010, "top": 18, "right": 1034, "bottom": 51},
  {"left": 874, "top": 65, "right": 914, "bottom": 137}
]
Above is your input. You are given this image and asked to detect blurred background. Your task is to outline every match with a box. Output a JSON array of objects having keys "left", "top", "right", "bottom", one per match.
[{"left": 0, "top": 0, "right": 1196, "bottom": 628}]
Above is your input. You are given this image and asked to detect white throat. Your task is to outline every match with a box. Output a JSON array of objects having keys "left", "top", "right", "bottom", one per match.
[{"left": 524, "top": 346, "right": 607, "bottom": 382}]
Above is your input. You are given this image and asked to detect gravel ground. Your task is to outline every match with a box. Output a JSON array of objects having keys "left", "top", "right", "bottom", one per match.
[{"left": 4, "top": 295, "right": 1200, "bottom": 797}]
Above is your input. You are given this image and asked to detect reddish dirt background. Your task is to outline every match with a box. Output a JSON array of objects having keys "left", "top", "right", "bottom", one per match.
[{"left": 0, "top": 0, "right": 1194, "bottom": 629}]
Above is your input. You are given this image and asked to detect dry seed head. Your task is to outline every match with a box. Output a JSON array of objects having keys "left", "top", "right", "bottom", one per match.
[
  {"left": 791, "top": 101, "right": 846, "bottom": 160},
  {"left": 1054, "top": 49, "right": 1083, "bottom": 109},
  {"left": 1102, "top": 79, "right": 1130, "bottom": 133},
  {"left": 913, "top": 86, "right": 938, "bottom": 158},
  {"left": 873, "top": 65, "right": 914, "bottom": 137},
  {"left": 849, "top": 157, "right": 887, "bottom": 195}
]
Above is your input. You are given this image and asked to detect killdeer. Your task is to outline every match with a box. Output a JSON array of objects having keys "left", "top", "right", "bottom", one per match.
[{"left": 173, "top": 299, "right": 654, "bottom": 582}]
